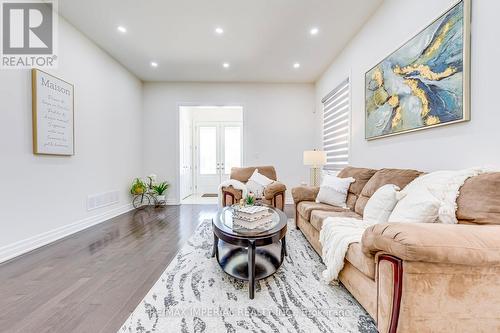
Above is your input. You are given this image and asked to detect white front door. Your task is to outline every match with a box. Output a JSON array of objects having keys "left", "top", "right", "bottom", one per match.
[{"left": 195, "top": 122, "right": 242, "bottom": 194}]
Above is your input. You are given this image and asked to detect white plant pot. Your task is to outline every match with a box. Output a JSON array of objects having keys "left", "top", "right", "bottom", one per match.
[{"left": 156, "top": 195, "right": 166, "bottom": 202}]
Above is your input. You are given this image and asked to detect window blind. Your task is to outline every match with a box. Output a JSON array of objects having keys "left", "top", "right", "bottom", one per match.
[{"left": 322, "top": 78, "right": 350, "bottom": 170}]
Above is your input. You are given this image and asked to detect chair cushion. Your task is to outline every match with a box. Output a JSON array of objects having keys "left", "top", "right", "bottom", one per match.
[
  {"left": 457, "top": 172, "right": 500, "bottom": 225},
  {"left": 354, "top": 168, "right": 423, "bottom": 216},
  {"left": 345, "top": 242, "right": 376, "bottom": 279},
  {"left": 230, "top": 166, "right": 277, "bottom": 182},
  {"left": 297, "top": 201, "right": 348, "bottom": 220},
  {"left": 310, "top": 210, "right": 362, "bottom": 231},
  {"left": 337, "top": 167, "right": 378, "bottom": 210}
]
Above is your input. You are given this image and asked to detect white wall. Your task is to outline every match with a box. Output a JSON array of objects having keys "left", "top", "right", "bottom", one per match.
[
  {"left": 0, "top": 18, "right": 143, "bottom": 261},
  {"left": 316, "top": 0, "right": 500, "bottom": 171},
  {"left": 143, "top": 82, "right": 318, "bottom": 203},
  {"left": 189, "top": 106, "right": 244, "bottom": 122}
]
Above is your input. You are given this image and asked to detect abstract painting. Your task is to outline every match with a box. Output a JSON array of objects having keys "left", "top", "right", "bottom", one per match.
[{"left": 365, "top": 0, "right": 470, "bottom": 140}]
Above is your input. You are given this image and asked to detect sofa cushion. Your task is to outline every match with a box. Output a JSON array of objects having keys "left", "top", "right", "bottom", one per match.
[
  {"left": 230, "top": 166, "right": 277, "bottom": 182},
  {"left": 297, "top": 201, "right": 348, "bottom": 220},
  {"left": 457, "top": 172, "right": 500, "bottom": 225},
  {"left": 345, "top": 242, "right": 376, "bottom": 279},
  {"left": 310, "top": 210, "right": 362, "bottom": 231},
  {"left": 337, "top": 167, "right": 378, "bottom": 210},
  {"left": 354, "top": 168, "right": 423, "bottom": 216}
]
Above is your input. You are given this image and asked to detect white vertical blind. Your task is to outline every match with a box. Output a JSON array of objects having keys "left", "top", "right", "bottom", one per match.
[{"left": 322, "top": 78, "right": 350, "bottom": 170}]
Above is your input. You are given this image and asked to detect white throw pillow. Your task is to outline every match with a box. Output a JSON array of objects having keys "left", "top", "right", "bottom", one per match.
[
  {"left": 321, "top": 169, "right": 339, "bottom": 183},
  {"left": 249, "top": 169, "right": 274, "bottom": 187},
  {"left": 316, "top": 175, "right": 355, "bottom": 208},
  {"left": 363, "top": 184, "right": 400, "bottom": 224},
  {"left": 246, "top": 179, "right": 264, "bottom": 198},
  {"left": 388, "top": 187, "right": 440, "bottom": 224}
]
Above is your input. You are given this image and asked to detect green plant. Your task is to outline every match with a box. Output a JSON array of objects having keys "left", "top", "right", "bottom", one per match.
[
  {"left": 245, "top": 193, "right": 255, "bottom": 206},
  {"left": 152, "top": 181, "right": 169, "bottom": 196},
  {"left": 130, "top": 178, "right": 147, "bottom": 195}
]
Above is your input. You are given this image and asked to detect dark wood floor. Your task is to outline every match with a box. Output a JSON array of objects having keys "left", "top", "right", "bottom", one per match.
[{"left": 0, "top": 204, "right": 295, "bottom": 333}]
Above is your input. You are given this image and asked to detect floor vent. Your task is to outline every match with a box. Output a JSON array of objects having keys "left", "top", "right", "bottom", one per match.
[{"left": 87, "top": 190, "right": 119, "bottom": 211}]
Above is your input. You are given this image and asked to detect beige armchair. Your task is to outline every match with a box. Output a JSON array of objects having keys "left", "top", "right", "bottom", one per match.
[{"left": 221, "top": 166, "right": 286, "bottom": 210}]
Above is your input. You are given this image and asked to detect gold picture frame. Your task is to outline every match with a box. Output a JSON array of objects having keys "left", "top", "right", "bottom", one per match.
[
  {"left": 32, "top": 69, "right": 75, "bottom": 155},
  {"left": 364, "top": 0, "right": 471, "bottom": 140}
]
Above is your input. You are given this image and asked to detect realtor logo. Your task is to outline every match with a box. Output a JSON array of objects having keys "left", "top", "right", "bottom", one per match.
[{"left": 1, "top": 0, "right": 58, "bottom": 68}]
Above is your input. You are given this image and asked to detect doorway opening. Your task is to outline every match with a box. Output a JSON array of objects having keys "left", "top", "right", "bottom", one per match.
[{"left": 179, "top": 106, "right": 243, "bottom": 204}]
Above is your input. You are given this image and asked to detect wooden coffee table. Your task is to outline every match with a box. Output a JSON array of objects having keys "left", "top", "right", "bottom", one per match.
[{"left": 212, "top": 205, "right": 287, "bottom": 299}]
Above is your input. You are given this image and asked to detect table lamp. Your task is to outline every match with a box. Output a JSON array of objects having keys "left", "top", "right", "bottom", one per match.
[{"left": 303, "top": 150, "right": 327, "bottom": 186}]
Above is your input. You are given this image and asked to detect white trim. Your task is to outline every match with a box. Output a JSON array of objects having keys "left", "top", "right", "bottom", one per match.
[
  {"left": 165, "top": 198, "right": 181, "bottom": 205},
  {"left": 0, "top": 203, "right": 134, "bottom": 264}
]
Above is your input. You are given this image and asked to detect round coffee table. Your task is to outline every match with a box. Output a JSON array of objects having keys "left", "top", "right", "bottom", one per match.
[{"left": 212, "top": 205, "right": 287, "bottom": 299}]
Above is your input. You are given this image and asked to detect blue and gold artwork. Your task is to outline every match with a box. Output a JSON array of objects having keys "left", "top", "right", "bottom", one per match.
[{"left": 365, "top": 0, "right": 470, "bottom": 140}]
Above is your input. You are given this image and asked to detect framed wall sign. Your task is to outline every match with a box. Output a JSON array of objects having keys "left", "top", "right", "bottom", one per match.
[
  {"left": 32, "top": 69, "right": 75, "bottom": 155},
  {"left": 365, "top": 0, "right": 471, "bottom": 140}
]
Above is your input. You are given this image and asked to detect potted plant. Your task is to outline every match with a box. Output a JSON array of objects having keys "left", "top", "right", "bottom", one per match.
[
  {"left": 147, "top": 174, "right": 157, "bottom": 189},
  {"left": 152, "top": 181, "right": 169, "bottom": 202},
  {"left": 130, "top": 178, "right": 147, "bottom": 195},
  {"left": 245, "top": 193, "right": 256, "bottom": 206}
]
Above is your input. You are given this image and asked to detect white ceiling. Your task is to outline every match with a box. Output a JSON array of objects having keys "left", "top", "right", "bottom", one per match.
[{"left": 59, "top": 0, "right": 382, "bottom": 83}]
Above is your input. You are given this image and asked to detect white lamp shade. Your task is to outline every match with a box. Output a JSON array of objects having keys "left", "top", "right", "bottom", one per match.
[{"left": 303, "top": 150, "right": 327, "bottom": 167}]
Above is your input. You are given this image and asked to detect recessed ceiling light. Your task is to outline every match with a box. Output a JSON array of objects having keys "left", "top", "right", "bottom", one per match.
[
  {"left": 310, "top": 27, "right": 319, "bottom": 35},
  {"left": 150, "top": 61, "right": 158, "bottom": 68},
  {"left": 117, "top": 26, "right": 127, "bottom": 33},
  {"left": 215, "top": 27, "right": 224, "bottom": 35},
  {"left": 222, "top": 62, "right": 230, "bottom": 68},
  {"left": 293, "top": 62, "right": 301, "bottom": 69}
]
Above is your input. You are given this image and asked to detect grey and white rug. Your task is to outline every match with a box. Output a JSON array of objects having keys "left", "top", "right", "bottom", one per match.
[{"left": 119, "top": 219, "right": 376, "bottom": 333}]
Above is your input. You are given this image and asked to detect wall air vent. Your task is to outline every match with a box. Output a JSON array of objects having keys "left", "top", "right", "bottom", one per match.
[{"left": 87, "top": 190, "right": 119, "bottom": 211}]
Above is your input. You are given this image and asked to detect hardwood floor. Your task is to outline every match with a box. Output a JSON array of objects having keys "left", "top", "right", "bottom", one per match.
[{"left": 0, "top": 204, "right": 295, "bottom": 333}]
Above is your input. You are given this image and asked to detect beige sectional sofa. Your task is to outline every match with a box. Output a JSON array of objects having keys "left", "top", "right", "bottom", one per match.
[{"left": 292, "top": 167, "right": 500, "bottom": 333}]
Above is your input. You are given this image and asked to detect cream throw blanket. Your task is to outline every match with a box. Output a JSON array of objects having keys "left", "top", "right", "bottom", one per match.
[
  {"left": 218, "top": 179, "right": 248, "bottom": 207},
  {"left": 319, "top": 167, "right": 489, "bottom": 283},
  {"left": 319, "top": 217, "right": 375, "bottom": 283}
]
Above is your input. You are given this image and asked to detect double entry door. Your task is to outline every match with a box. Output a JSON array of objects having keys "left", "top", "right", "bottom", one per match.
[{"left": 195, "top": 122, "right": 243, "bottom": 195}]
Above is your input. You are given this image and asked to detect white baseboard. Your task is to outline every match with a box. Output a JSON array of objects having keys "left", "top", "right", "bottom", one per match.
[
  {"left": 165, "top": 199, "right": 180, "bottom": 205},
  {"left": 0, "top": 203, "right": 134, "bottom": 264}
]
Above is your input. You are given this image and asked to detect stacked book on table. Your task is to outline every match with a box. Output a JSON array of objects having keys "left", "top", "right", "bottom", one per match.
[{"left": 232, "top": 206, "right": 273, "bottom": 230}]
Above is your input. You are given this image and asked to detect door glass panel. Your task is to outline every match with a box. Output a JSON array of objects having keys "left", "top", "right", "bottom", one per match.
[
  {"left": 224, "top": 126, "right": 241, "bottom": 174},
  {"left": 199, "top": 127, "right": 217, "bottom": 174}
]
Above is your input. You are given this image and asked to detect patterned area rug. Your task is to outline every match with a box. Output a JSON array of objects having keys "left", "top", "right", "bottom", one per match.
[{"left": 119, "top": 219, "right": 377, "bottom": 333}]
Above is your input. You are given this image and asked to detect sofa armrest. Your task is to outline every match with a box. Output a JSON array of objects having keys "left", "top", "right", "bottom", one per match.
[
  {"left": 291, "top": 186, "right": 319, "bottom": 205},
  {"left": 263, "top": 181, "right": 286, "bottom": 200},
  {"left": 362, "top": 223, "right": 500, "bottom": 266}
]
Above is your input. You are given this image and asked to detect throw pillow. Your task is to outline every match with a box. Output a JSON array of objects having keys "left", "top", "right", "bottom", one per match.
[
  {"left": 388, "top": 187, "right": 440, "bottom": 223},
  {"left": 249, "top": 169, "right": 274, "bottom": 187},
  {"left": 321, "top": 169, "right": 339, "bottom": 183},
  {"left": 316, "top": 175, "right": 355, "bottom": 208},
  {"left": 363, "top": 184, "right": 400, "bottom": 224},
  {"left": 246, "top": 179, "right": 265, "bottom": 198}
]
